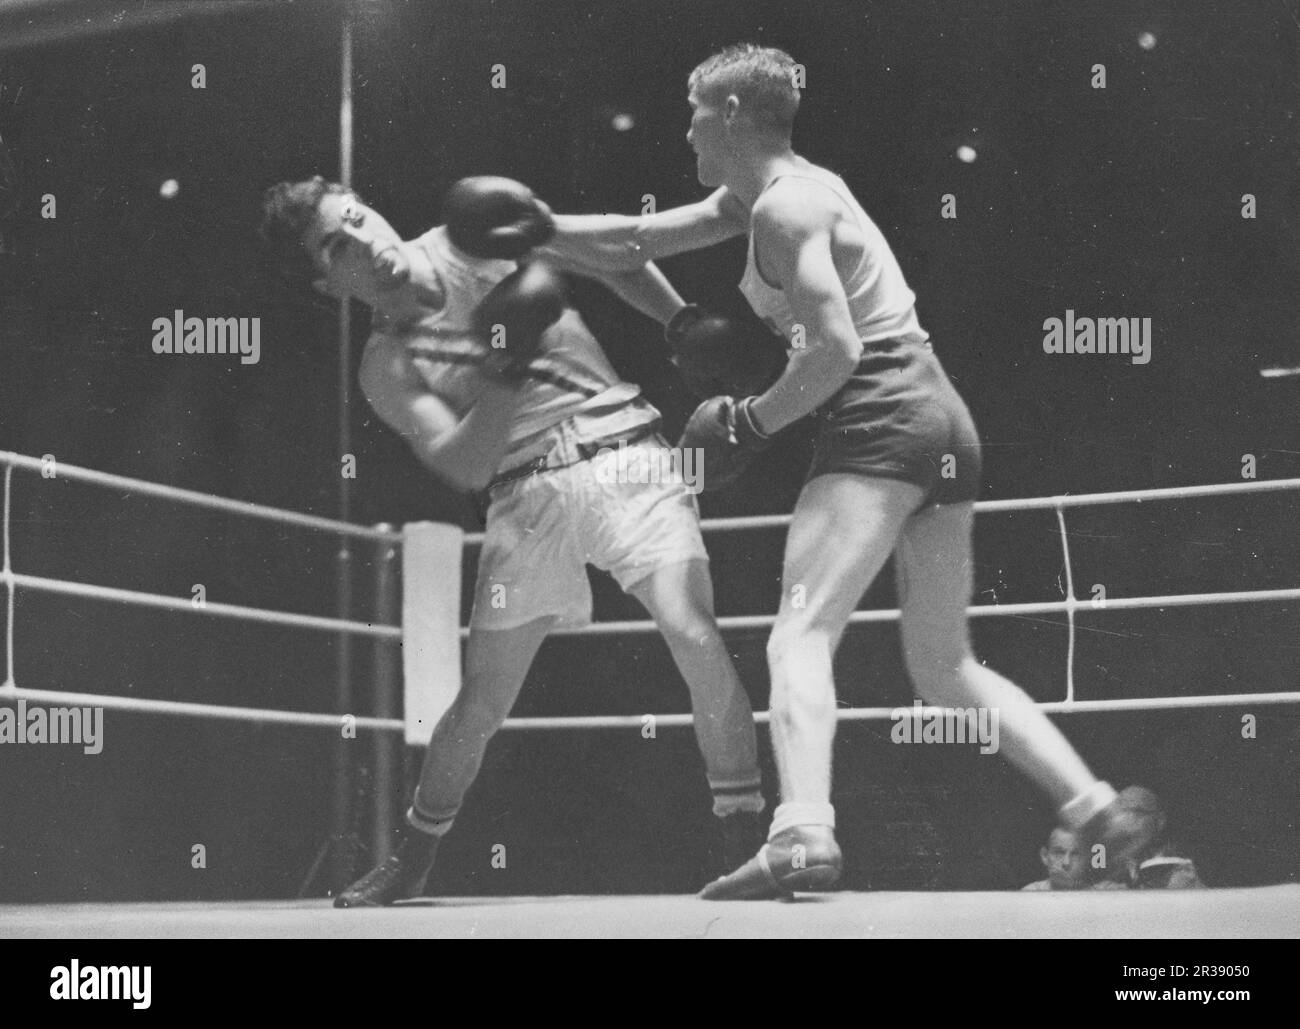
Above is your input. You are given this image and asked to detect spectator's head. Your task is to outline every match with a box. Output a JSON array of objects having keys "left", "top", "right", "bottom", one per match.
[
  {"left": 1114, "top": 786, "right": 1169, "bottom": 878},
  {"left": 1041, "top": 827, "right": 1089, "bottom": 890}
]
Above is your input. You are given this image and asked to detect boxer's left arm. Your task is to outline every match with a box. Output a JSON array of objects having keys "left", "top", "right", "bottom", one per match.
[
  {"left": 359, "top": 340, "right": 520, "bottom": 493},
  {"left": 744, "top": 185, "right": 862, "bottom": 435},
  {"left": 539, "top": 187, "right": 748, "bottom": 272}
]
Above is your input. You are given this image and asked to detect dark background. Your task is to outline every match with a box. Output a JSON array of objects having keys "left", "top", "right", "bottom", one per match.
[{"left": 0, "top": 0, "right": 1297, "bottom": 900}]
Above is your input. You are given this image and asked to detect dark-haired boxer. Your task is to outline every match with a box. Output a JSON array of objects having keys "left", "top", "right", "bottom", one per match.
[
  {"left": 259, "top": 177, "right": 767, "bottom": 905},
  {"left": 543, "top": 44, "right": 1161, "bottom": 899}
]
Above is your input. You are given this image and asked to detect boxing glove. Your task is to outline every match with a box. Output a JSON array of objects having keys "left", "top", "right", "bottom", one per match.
[
  {"left": 665, "top": 304, "right": 788, "bottom": 398},
  {"left": 444, "top": 176, "right": 555, "bottom": 260},
  {"left": 677, "top": 394, "right": 772, "bottom": 493},
  {"left": 473, "top": 262, "right": 566, "bottom": 383}
]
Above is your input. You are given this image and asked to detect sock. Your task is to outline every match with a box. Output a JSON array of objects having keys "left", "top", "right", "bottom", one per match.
[
  {"left": 710, "top": 777, "right": 765, "bottom": 818},
  {"left": 1059, "top": 781, "right": 1119, "bottom": 830},
  {"left": 406, "top": 797, "right": 458, "bottom": 837},
  {"left": 768, "top": 801, "right": 835, "bottom": 839}
]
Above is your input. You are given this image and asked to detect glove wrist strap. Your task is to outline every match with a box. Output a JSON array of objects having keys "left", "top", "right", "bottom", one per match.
[{"left": 735, "top": 396, "right": 772, "bottom": 442}]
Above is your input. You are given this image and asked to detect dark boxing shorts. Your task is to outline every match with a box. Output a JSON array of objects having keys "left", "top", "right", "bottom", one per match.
[{"left": 807, "top": 338, "right": 982, "bottom": 505}]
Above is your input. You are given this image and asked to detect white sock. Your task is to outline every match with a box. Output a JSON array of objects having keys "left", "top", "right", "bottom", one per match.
[
  {"left": 406, "top": 804, "right": 456, "bottom": 837},
  {"left": 768, "top": 801, "right": 835, "bottom": 839},
  {"left": 712, "top": 788, "right": 766, "bottom": 818}
]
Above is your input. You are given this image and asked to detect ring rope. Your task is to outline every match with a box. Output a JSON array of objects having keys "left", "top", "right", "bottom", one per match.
[
  {"left": 641, "top": 475, "right": 1300, "bottom": 544},
  {"left": 11, "top": 573, "right": 402, "bottom": 639},
  {"left": 0, "top": 451, "right": 401, "bottom": 543},
  {"left": 1, "top": 450, "right": 1296, "bottom": 728},
  {"left": 533, "top": 588, "right": 1300, "bottom": 639},
  {"left": 6, "top": 686, "right": 1296, "bottom": 733}
]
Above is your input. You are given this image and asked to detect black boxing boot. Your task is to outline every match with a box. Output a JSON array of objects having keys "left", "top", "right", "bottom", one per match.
[{"left": 333, "top": 829, "right": 440, "bottom": 908}]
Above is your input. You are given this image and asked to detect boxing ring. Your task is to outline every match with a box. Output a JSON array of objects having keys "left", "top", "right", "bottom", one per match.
[{"left": 3, "top": 449, "right": 1299, "bottom": 938}]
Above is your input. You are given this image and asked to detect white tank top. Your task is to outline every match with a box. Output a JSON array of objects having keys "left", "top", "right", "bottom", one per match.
[
  {"left": 364, "top": 227, "right": 654, "bottom": 468},
  {"left": 738, "top": 166, "right": 928, "bottom": 347}
]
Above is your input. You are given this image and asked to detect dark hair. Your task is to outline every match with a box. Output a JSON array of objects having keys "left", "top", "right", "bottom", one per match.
[
  {"left": 258, "top": 175, "right": 350, "bottom": 283},
  {"left": 688, "top": 44, "right": 801, "bottom": 136}
]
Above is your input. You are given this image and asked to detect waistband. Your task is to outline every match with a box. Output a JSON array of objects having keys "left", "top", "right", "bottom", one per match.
[
  {"left": 812, "top": 336, "right": 936, "bottom": 420},
  {"left": 486, "top": 418, "right": 662, "bottom": 492},
  {"left": 856, "top": 334, "right": 931, "bottom": 355}
]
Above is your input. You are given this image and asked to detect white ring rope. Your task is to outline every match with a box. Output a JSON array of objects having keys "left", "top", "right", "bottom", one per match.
[
  {"left": 532, "top": 588, "right": 1300, "bottom": 639},
  {"left": 1, "top": 449, "right": 1296, "bottom": 729},
  {"left": 0, "top": 451, "right": 401, "bottom": 542},
  {"left": 11, "top": 573, "right": 401, "bottom": 639},
  {"left": 637, "top": 475, "right": 1300, "bottom": 544},
  {"left": 5, "top": 686, "right": 1296, "bottom": 734}
]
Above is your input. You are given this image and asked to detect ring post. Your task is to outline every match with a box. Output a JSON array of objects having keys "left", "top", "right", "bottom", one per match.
[
  {"left": 328, "top": 0, "right": 357, "bottom": 890},
  {"left": 371, "top": 523, "right": 400, "bottom": 862}
]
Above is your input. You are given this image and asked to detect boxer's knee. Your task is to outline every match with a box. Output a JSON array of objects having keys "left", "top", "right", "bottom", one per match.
[
  {"left": 656, "top": 605, "right": 723, "bottom": 653},
  {"left": 768, "top": 674, "right": 837, "bottom": 735},
  {"left": 766, "top": 615, "right": 834, "bottom": 671}
]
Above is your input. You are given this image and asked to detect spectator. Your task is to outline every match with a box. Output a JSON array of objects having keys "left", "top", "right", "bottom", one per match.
[
  {"left": 1097, "top": 786, "right": 1206, "bottom": 888},
  {"left": 1022, "top": 827, "right": 1091, "bottom": 891}
]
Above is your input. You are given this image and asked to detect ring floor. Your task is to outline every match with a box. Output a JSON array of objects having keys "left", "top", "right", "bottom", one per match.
[{"left": 3, "top": 886, "right": 1296, "bottom": 938}]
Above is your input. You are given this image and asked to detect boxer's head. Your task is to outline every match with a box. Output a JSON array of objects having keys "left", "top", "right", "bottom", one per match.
[
  {"left": 1040, "top": 827, "right": 1089, "bottom": 890},
  {"left": 687, "top": 44, "right": 801, "bottom": 186},
  {"left": 260, "top": 176, "right": 411, "bottom": 305}
]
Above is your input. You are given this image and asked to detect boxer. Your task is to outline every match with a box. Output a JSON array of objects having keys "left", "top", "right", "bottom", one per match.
[
  {"left": 540, "top": 44, "right": 1163, "bottom": 899},
  {"left": 259, "top": 176, "right": 767, "bottom": 905}
]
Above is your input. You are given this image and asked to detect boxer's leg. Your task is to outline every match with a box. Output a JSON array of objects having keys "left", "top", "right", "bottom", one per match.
[
  {"left": 894, "top": 500, "right": 1098, "bottom": 807},
  {"left": 408, "top": 617, "right": 557, "bottom": 831},
  {"left": 702, "top": 473, "right": 922, "bottom": 899},
  {"left": 334, "top": 617, "right": 554, "bottom": 908},
  {"left": 765, "top": 474, "right": 921, "bottom": 809},
  {"left": 894, "top": 500, "right": 1158, "bottom": 879},
  {"left": 337, "top": 475, "right": 584, "bottom": 908},
  {"left": 628, "top": 558, "right": 764, "bottom": 817},
  {"left": 591, "top": 437, "right": 765, "bottom": 871}
]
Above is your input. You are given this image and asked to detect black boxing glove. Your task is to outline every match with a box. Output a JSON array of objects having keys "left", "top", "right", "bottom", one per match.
[
  {"left": 676, "top": 394, "right": 772, "bottom": 493},
  {"left": 665, "top": 304, "right": 788, "bottom": 398},
  {"left": 473, "top": 262, "right": 566, "bottom": 383},
  {"left": 444, "top": 176, "right": 556, "bottom": 260}
]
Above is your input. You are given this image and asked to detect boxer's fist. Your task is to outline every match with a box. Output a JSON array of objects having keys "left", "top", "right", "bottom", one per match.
[
  {"left": 473, "top": 262, "right": 566, "bottom": 382},
  {"left": 444, "top": 176, "right": 555, "bottom": 260},
  {"left": 665, "top": 304, "right": 787, "bottom": 398},
  {"left": 677, "top": 395, "right": 771, "bottom": 493}
]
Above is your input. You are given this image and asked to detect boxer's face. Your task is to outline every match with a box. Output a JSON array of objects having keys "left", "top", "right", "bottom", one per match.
[
  {"left": 687, "top": 87, "right": 731, "bottom": 187},
  {"left": 1041, "top": 828, "right": 1088, "bottom": 889},
  {"left": 304, "top": 192, "right": 411, "bottom": 302}
]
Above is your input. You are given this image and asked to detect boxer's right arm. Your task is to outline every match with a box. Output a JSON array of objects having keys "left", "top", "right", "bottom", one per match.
[
  {"left": 360, "top": 342, "right": 519, "bottom": 493},
  {"left": 541, "top": 187, "right": 748, "bottom": 271},
  {"left": 535, "top": 248, "right": 687, "bottom": 325}
]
